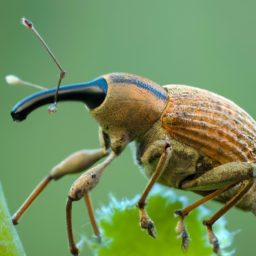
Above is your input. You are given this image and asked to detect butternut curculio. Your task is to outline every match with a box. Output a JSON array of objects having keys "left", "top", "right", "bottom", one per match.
[{"left": 8, "top": 18, "right": 256, "bottom": 256}]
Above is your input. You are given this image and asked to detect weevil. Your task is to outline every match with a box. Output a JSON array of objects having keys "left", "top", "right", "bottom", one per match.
[{"left": 8, "top": 18, "right": 256, "bottom": 256}]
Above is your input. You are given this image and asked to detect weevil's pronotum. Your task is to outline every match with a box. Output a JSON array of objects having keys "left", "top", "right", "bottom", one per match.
[{"left": 7, "top": 18, "right": 256, "bottom": 255}]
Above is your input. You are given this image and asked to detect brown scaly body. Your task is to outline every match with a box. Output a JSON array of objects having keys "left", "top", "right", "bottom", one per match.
[
  {"left": 161, "top": 84, "right": 256, "bottom": 213},
  {"left": 162, "top": 84, "right": 256, "bottom": 165}
]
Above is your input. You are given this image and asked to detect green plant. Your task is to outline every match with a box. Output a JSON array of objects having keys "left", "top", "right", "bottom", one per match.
[
  {"left": 0, "top": 182, "right": 26, "bottom": 256},
  {"left": 83, "top": 186, "right": 234, "bottom": 256}
]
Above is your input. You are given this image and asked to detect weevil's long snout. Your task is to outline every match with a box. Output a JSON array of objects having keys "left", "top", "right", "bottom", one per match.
[{"left": 11, "top": 77, "right": 108, "bottom": 122}]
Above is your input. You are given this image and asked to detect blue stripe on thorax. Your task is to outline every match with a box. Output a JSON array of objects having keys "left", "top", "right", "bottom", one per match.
[{"left": 111, "top": 75, "right": 167, "bottom": 100}]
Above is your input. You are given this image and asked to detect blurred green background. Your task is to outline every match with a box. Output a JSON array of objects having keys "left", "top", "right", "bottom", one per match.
[{"left": 1, "top": 1, "right": 256, "bottom": 255}]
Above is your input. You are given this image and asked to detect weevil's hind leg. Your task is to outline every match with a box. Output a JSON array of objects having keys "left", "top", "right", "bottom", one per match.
[
  {"left": 173, "top": 182, "right": 240, "bottom": 251},
  {"left": 175, "top": 161, "right": 256, "bottom": 253},
  {"left": 181, "top": 161, "right": 255, "bottom": 191},
  {"left": 12, "top": 127, "right": 110, "bottom": 225},
  {"left": 137, "top": 142, "right": 172, "bottom": 239},
  {"left": 203, "top": 179, "right": 254, "bottom": 255}
]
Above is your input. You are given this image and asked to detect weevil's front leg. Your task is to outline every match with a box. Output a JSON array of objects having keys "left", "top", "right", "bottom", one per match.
[
  {"left": 66, "top": 152, "right": 117, "bottom": 255},
  {"left": 66, "top": 193, "right": 101, "bottom": 256},
  {"left": 12, "top": 128, "right": 109, "bottom": 225},
  {"left": 12, "top": 149, "right": 108, "bottom": 225},
  {"left": 137, "top": 142, "right": 172, "bottom": 239},
  {"left": 84, "top": 193, "right": 100, "bottom": 239}
]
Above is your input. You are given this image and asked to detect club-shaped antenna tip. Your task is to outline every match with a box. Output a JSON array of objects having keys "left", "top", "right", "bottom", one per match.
[
  {"left": 5, "top": 75, "right": 21, "bottom": 85},
  {"left": 21, "top": 18, "right": 33, "bottom": 29}
]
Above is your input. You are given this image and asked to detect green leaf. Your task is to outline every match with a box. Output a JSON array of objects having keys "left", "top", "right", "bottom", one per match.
[
  {"left": 0, "top": 181, "right": 26, "bottom": 256},
  {"left": 85, "top": 186, "right": 234, "bottom": 256}
]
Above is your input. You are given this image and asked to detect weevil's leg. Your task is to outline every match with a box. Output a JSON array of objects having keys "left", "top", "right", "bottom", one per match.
[
  {"left": 49, "top": 148, "right": 109, "bottom": 180},
  {"left": 181, "top": 161, "right": 256, "bottom": 191},
  {"left": 84, "top": 193, "right": 100, "bottom": 240},
  {"left": 12, "top": 128, "right": 110, "bottom": 225},
  {"left": 175, "top": 214, "right": 189, "bottom": 252},
  {"left": 11, "top": 149, "right": 108, "bottom": 225},
  {"left": 174, "top": 181, "right": 240, "bottom": 251},
  {"left": 203, "top": 179, "right": 254, "bottom": 255},
  {"left": 174, "top": 182, "right": 240, "bottom": 218},
  {"left": 176, "top": 161, "right": 255, "bottom": 254},
  {"left": 137, "top": 142, "right": 171, "bottom": 239},
  {"left": 66, "top": 152, "right": 117, "bottom": 256},
  {"left": 66, "top": 199, "right": 79, "bottom": 256},
  {"left": 12, "top": 176, "right": 52, "bottom": 225}
]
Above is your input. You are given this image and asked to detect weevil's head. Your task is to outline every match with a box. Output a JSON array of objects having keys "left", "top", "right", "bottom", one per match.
[
  {"left": 90, "top": 73, "right": 167, "bottom": 153},
  {"left": 11, "top": 73, "right": 167, "bottom": 153}
]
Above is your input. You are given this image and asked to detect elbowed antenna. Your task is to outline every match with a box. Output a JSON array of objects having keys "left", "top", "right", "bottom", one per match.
[
  {"left": 22, "top": 18, "right": 66, "bottom": 113},
  {"left": 11, "top": 77, "right": 108, "bottom": 122}
]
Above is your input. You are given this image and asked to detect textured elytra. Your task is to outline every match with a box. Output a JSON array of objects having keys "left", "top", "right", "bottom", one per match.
[{"left": 162, "top": 84, "right": 256, "bottom": 165}]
